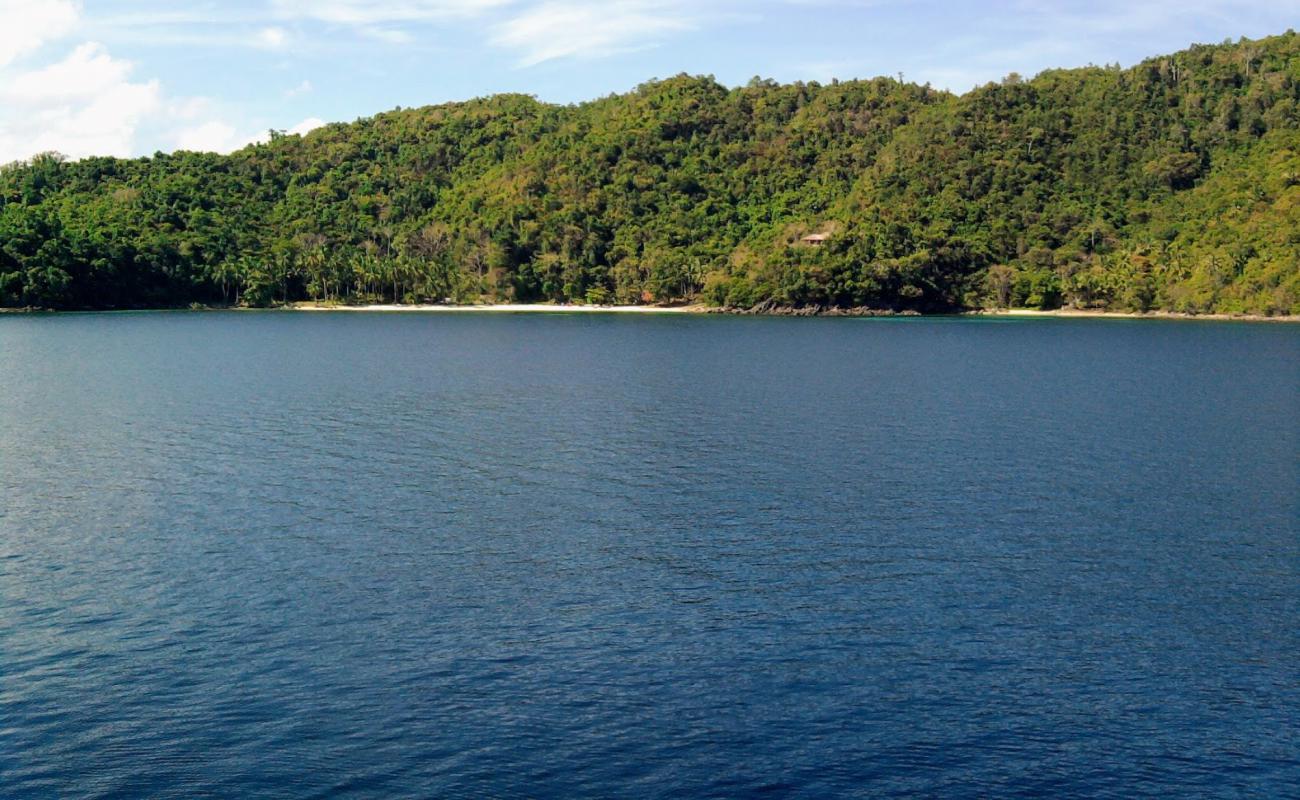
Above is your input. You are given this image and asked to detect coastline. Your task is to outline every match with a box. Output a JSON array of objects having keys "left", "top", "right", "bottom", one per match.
[
  {"left": 4, "top": 302, "right": 1298, "bottom": 322},
  {"left": 968, "top": 308, "right": 1300, "bottom": 323},
  {"left": 288, "top": 302, "right": 1300, "bottom": 323},
  {"left": 288, "top": 302, "right": 709, "bottom": 314}
]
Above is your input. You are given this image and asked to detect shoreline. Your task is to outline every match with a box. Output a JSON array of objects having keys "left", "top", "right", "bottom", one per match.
[
  {"left": 289, "top": 303, "right": 1300, "bottom": 322},
  {"left": 968, "top": 308, "right": 1300, "bottom": 323},
  {"left": 3, "top": 302, "right": 1298, "bottom": 323},
  {"left": 289, "top": 302, "right": 709, "bottom": 314}
]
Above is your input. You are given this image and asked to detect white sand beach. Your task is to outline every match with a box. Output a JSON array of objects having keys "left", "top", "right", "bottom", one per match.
[
  {"left": 287, "top": 303, "right": 1299, "bottom": 322},
  {"left": 973, "top": 308, "right": 1300, "bottom": 323},
  {"left": 290, "top": 302, "right": 708, "bottom": 314}
]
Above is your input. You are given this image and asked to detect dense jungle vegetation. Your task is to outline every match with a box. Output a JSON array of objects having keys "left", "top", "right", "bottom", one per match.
[{"left": 2, "top": 33, "right": 1298, "bottom": 313}]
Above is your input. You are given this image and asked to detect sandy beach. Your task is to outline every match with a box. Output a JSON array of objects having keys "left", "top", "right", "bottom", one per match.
[
  {"left": 971, "top": 308, "right": 1300, "bottom": 323},
  {"left": 289, "top": 302, "right": 708, "bottom": 314},
  {"left": 285, "top": 302, "right": 1300, "bottom": 322},
  {"left": 4, "top": 303, "right": 1294, "bottom": 322}
]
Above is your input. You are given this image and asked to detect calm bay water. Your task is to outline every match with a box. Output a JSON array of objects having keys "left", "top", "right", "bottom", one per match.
[{"left": 1, "top": 311, "right": 1297, "bottom": 798}]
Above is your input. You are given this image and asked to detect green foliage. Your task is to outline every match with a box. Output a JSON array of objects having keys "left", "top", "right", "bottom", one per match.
[{"left": 1, "top": 33, "right": 1297, "bottom": 314}]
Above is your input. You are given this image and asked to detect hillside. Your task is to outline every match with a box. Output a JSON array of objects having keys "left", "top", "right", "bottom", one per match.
[{"left": 1, "top": 32, "right": 1297, "bottom": 313}]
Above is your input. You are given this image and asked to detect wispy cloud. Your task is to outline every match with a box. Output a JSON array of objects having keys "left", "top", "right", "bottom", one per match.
[
  {"left": 284, "top": 79, "right": 314, "bottom": 97},
  {"left": 255, "top": 26, "right": 290, "bottom": 49},
  {"left": 270, "top": 0, "right": 514, "bottom": 25},
  {"left": 73, "top": 1, "right": 847, "bottom": 67},
  {"left": 268, "top": 0, "right": 718, "bottom": 65},
  {"left": 492, "top": 0, "right": 697, "bottom": 66},
  {"left": 361, "top": 27, "right": 416, "bottom": 44}
]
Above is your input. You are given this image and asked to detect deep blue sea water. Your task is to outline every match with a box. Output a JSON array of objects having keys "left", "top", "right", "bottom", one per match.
[{"left": 1, "top": 311, "right": 1297, "bottom": 798}]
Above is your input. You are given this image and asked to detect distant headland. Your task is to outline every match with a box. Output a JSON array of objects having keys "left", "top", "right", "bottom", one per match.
[{"left": 2, "top": 32, "right": 1297, "bottom": 317}]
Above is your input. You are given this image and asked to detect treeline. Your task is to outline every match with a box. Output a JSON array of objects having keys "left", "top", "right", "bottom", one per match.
[{"left": 1, "top": 33, "right": 1298, "bottom": 314}]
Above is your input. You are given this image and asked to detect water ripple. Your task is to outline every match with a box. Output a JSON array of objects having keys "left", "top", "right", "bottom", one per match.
[{"left": 1, "top": 312, "right": 1297, "bottom": 798}]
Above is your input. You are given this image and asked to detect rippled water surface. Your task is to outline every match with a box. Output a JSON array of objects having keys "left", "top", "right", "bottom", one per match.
[{"left": 1, "top": 312, "right": 1298, "bottom": 798}]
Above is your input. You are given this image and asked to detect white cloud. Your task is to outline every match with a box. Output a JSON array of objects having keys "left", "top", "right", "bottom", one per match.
[
  {"left": 287, "top": 117, "right": 327, "bottom": 136},
  {"left": 0, "top": 42, "right": 161, "bottom": 162},
  {"left": 174, "top": 120, "right": 246, "bottom": 152},
  {"left": 171, "top": 116, "right": 327, "bottom": 154},
  {"left": 285, "top": 79, "right": 315, "bottom": 97},
  {"left": 255, "top": 26, "right": 289, "bottom": 48},
  {"left": 0, "top": 3, "right": 318, "bottom": 162},
  {"left": 493, "top": 0, "right": 695, "bottom": 66},
  {"left": 169, "top": 96, "right": 216, "bottom": 121},
  {"left": 362, "top": 27, "right": 416, "bottom": 44},
  {"left": 0, "top": 3, "right": 165, "bottom": 162},
  {"left": 0, "top": 0, "right": 80, "bottom": 67},
  {"left": 271, "top": 0, "right": 512, "bottom": 25},
  {"left": 4, "top": 42, "right": 136, "bottom": 104}
]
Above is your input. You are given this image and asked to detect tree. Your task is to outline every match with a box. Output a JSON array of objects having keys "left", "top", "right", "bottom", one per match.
[{"left": 1, "top": 32, "right": 1296, "bottom": 315}]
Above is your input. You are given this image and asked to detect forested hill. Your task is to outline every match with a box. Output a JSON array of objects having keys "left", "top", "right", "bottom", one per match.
[{"left": 2, "top": 33, "right": 1298, "bottom": 314}]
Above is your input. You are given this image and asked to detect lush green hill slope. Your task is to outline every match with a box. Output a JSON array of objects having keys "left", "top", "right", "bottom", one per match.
[{"left": 2, "top": 33, "right": 1297, "bottom": 313}]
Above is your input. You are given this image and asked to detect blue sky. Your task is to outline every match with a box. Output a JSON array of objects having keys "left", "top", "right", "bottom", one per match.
[{"left": 1, "top": 0, "right": 1297, "bottom": 162}]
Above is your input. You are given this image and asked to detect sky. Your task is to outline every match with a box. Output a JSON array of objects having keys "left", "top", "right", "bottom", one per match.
[{"left": 1, "top": 0, "right": 1297, "bottom": 163}]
